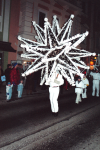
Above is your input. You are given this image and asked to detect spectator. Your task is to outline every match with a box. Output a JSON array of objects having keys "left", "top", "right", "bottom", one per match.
[
  {"left": 10, "top": 63, "right": 20, "bottom": 100},
  {"left": 5, "top": 64, "right": 12, "bottom": 85},
  {"left": 0, "top": 65, "right": 3, "bottom": 93}
]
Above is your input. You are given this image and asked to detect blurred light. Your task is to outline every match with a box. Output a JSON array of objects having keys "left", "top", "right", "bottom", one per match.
[
  {"left": 90, "top": 61, "right": 94, "bottom": 65},
  {"left": 23, "top": 61, "right": 27, "bottom": 64},
  {"left": 90, "top": 65, "right": 94, "bottom": 70}
]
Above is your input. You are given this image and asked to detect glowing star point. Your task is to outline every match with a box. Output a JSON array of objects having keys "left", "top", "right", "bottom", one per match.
[
  {"left": 32, "top": 21, "right": 36, "bottom": 25},
  {"left": 71, "top": 14, "right": 74, "bottom": 19},
  {"left": 44, "top": 18, "right": 48, "bottom": 22},
  {"left": 18, "top": 14, "right": 95, "bottom": 86}
]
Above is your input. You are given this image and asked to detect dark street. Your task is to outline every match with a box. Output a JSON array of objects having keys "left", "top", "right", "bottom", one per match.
[{"left": 0, "top": 86, "right": 100, "bottom": 149}]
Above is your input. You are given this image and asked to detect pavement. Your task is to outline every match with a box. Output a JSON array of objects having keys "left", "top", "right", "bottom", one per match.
[
  {"left": 0, "top": 84, "right": 75, "bottom": 103},
  {"left": 1, "top": 83, "right": 100, "bottom": 150}
]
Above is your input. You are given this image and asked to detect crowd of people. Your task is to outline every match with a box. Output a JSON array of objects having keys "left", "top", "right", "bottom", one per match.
[
  {"left": 75, "top": 69, "right": 100, "bottom": 104},
  {"left": 0, "top": 63, "right": 40, "bottom": 102},
  {"left": 0, "top": 63, "right": 100, "bottom": 116}
]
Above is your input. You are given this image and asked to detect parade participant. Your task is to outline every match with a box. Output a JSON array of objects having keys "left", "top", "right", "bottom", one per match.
[
  {"left": 82, "top": 74, "right": 89, "bottom": 98},
  {"left": 90, "top": 69, "right": 100, "bottom": 97},
  {"left": 10, "top": 63, "right": 20, "bottom": 100},
  {"left": 46, "top": 70, "right": 64, "bottom": 116},
  {"left": 75, "top": 77, "right": 84, "bottom": 104}
]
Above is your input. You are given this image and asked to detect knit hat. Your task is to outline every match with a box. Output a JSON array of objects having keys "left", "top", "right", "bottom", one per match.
[
  {"left": 8, "top": 82, "right": 11, "bottom": 85},
  {"left": 7, "top": 64, "right": 11, "bottom": 68},
  {"left": 13, "top": 63, "right": 17, "bottom": 67},
  {"left": 78, "top": 76, "right": 81, "bottom": 79}
]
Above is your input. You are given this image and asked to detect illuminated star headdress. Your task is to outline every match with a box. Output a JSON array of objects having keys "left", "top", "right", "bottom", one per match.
[{"left": 18, "top": 14, "right": 95, "bottom": 86}]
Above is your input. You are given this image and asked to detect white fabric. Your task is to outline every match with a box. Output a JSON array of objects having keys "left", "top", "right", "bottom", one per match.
[
  {"left": 90, "top": 72, "right": 100, "bottom": 97},
  {"left": 75, "top": 80, "right": 84, "bottom": 104},
  {"left": 75, "top": 80, "right": 84, "bottom": 94},
  {"left": 82, "top": 77, "right": 89, "bottom": 98},
  {"left": 49, "top": 87, "right": 59, "bottom": 113},
  {"left": 90, "top": 72, "right": 100, "bottom": 80},
  {"left": 17, "top": 83, "right": 23, "bottom": 98},
  {"left": 82, "top": 78, "right": 89, "bottom": 88},
  {"left": 75, "top": 93, "right": 82, "bottom": 104},
  {"left": 92, "top": 80, "right": 99, "bottom": 97},
  {"left": 6, "top": 85, "right": 13, "bottom": 100},
  {"left": 49, "top": 73, "right": 64, "bottom": 113},
  {"left": 47, "top": 72, "right": 64, "bottom": 87},
  {"left": 82, "top": 88, "right": 87, "bottom": 98}
]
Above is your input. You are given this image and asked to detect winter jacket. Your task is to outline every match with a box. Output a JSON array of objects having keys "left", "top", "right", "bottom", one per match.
[
  {"left": 10, "top": 68, "right": 20, "bottom": 85},
  {"left": 5, "top": 68, "right": 12, "bottom": 84}
]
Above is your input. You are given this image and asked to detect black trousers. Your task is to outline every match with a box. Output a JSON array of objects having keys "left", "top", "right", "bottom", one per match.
[{"left": 12, "top": 85, "right": 17, "bottom": 99}]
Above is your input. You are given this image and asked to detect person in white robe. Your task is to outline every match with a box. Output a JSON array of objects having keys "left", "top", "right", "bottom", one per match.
[
  {"left": 46, "top": 70, "right": 64, "bottom": 116},
  {"left": 90, "top": 70, "right": 100, "bottom": 97},
  {"left": 82, "top": 74, "right": 89, "bottom": 98},
  {"left": 75, "top": 77, "right": 84, "bottom": 104}
]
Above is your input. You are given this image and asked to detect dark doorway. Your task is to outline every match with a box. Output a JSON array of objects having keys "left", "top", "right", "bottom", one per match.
[{"left": 39, "top": 12, "right": 46, "bottom": 29}]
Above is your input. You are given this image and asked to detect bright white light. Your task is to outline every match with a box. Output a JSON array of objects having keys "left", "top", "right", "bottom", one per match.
[{"left": 18, "top": 14, "right": 95, "bottom": 86}]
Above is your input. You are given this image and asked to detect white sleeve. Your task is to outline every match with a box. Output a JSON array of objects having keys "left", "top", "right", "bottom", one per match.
[
  {"left": 59, "top": 75, "right": 64, "bottom": 86},
  {"left": 87, "top": 79, "right": 89, "bottom": 85},
  {"left": 98, "top": 73, "right": 100, "bottom": 80},
  {"left": 81, "top": 81, "right": 85, "bottom": 88}
]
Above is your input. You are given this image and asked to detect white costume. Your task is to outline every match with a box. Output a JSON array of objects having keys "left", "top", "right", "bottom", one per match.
[
  {"left": 82, "top": 77, "right": 89, "bottom": 98},
  {"left": 46, "top": 72, "right": 64, "bottom": 113},
  {"left": 6, "top": 84, "right": 13, "bottom": 101},
  {"left": 17, "top": 83, "right": 23, "bottom": 98},
  {"left": 90, "top": 71, "right": 100, "bottom": 97},
  {"left": 75, "top": 80, "right": 84, "bottom": 104}
]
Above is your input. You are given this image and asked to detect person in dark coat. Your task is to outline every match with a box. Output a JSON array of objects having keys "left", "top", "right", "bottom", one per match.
[
  {"left": 5, "top": 64, "right": 12, "bottom": 85},
  {"left": 0, "top": 65, "right": 3, "bottom": 93}
]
